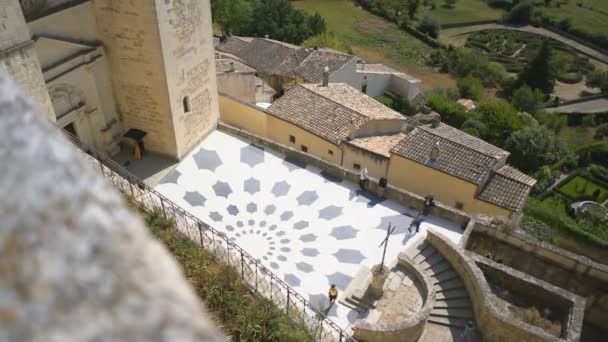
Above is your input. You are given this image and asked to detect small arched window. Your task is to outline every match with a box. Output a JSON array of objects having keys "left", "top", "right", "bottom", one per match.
[{"left": 183, "top": 96, "right": 191, "bottom": 113}]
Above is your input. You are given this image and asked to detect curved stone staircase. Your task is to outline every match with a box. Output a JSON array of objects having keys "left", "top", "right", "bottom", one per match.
[{"left": 408, "top": 239, "right": 481, "bottom": 341}]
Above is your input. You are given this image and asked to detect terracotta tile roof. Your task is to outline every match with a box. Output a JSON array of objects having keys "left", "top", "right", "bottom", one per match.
[
  {"left": 301, "top": 83, "right": 404, "bottom": 120},
  {"left": 349, "top": 133, "right": 406, "bottom": 157},
  {"left": 295, "top": 50, "right": 356, "bottom": 83},
  {"left": 223, "top": 38, "right": 313, "bottom": 77},
  {"left": 478, "top": 166, "right": 536, "bottom": 211},
  {"left": 390, "top": 123, "right": 505, "bottom": 184},
  {"left": 215, "top": 59, "right": 255, "bottom": 74},
  {"left": 216, "top": 36, "right": 251, "bottom": 56},
  {"left": 266, "top": 85, "right": 369, "bottom": 144}
]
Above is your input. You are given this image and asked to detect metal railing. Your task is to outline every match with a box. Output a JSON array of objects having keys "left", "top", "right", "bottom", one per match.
[{"left": 66, "top": 134, "right": 355, "bottom": 342}]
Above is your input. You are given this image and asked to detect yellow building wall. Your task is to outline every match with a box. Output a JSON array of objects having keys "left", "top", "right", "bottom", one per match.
[
  {"left": 388, "top": 155, "right": 512, "bottom": 217},
  {"left": 219, "top": 95, "right": 267, "bottom": 136},
  {"left": 342, "top": 143, "right": 389, "bottom": 180},
  {"left": 267, "top": 116, "right": 342, "bottom": 164}
]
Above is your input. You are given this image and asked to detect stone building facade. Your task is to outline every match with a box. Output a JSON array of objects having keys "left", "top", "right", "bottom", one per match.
[{"left": 0, "top": 0, "right": 219, "bottom": 160}]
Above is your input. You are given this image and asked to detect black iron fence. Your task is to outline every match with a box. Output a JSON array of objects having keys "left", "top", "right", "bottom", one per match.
[{"left": 66, "top": 134, "right": 355, "bottom": 342}]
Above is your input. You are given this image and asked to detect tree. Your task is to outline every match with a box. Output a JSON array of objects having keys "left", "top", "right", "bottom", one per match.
[
  {"left": 483, "top": 62, "right": 507, "bottom": 87},
  {"left": 417, "top": 16, "right": 439, "bottom": 38},
  {"left": 307, "top": 13, "right": 327, "bottom": 37},
  {"left": 504, "top": 0, "right": 534, "bottom": 25},
  {"left": 517, "top": 40, "right": 557, "bottom": 94},
  {"left": 595, "top": 123, "right": 608, "bottom": 140},
  {"left": 407, "top": 0, "right": 421, "bottom": 20},
  {"left": 473, "top": 100, "right": 526, "bottom": 147},
  {"left": 457, "top": 75, "right": 484, "bottom": 101},
  {"left": 587, "top": 71, "right": 608, "bottom": 93},
  {"left": 427, "top": 94, "right": 468, "bottom": 127},
  {"left": 462, "top": 119, "right": 487, "bottom": 138},
  {"left": 511, "top": 85, "right": 544, "bottom": 116},
  {"left": 211, "top": 0, "right": 252, "bottom": 36},
  {"left": 544, "top": 0, "right": 551, "bottom": 7},
  {"left": 444, "top": 0, "right": 458, "bottom": 8},
  {"left": 505, "top": 126, "right": 567, "bottom": 173}
]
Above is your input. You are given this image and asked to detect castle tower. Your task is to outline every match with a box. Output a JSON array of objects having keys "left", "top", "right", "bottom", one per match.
[
  {"left": 92, "top": 0, "right": 219, "bottom": 160},
  {"left": 0, "top": 0, "right": 54, "bottom": 121}
]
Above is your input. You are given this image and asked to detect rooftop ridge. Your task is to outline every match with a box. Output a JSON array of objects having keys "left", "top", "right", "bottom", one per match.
[
  {"left": 418, "top": 124, "right": 508, "bottom": 160},
  {"left": 295, "top": 84, "right": 368, "bottom": 123}
]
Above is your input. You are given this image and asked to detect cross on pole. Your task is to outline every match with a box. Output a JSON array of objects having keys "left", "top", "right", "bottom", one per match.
[{"left": 378, "top": 222, "right": 396, "bottom": 269}]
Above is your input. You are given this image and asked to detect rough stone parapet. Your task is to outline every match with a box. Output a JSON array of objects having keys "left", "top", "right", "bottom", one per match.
[
  {"left": 0, "top": 74, "right": 223, "bottom": 341},
  {"left": 351, "top": 254, "right": 435, "bottom": 342}
]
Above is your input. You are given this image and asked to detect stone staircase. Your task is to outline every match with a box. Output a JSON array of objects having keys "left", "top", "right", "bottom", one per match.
[{"left": 409, "top": 241, "right": 476, "bottom": 331}]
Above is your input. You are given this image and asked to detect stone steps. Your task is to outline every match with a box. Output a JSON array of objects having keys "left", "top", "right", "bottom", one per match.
[
  {"left": 435, "top": 288, "right": 470, "bottom": 300},
  {"left": 434, "top": 279, "right": 464, "bottom": 293},
  {"left": 427, "top": 316, "right": 468, "bottom": 329},
  {"left": 434, "top": 298, "right": 472, "bottom": 309},
  {"left": 431, "top": 270, "right": 459, "bottom": 284},
  {"left": 430, "top": 308, "right": 474, "bottom": 319}
]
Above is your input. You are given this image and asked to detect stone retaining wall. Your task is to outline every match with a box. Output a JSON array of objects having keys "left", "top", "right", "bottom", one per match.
[
  {"left": 219, "top": 122, "right": 471, "bottom": 227},
  {"left": 351, "top": 254, "right": 435, "bottom": 342},
  {"left": 427, "top": 230, "right": 580, "bottom": 342}
]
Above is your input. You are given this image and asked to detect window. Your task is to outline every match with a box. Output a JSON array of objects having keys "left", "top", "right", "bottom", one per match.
[
  {"left": 301, "top": 145, "right": 308, "bottom": 152},
  {"left": 362, "top": 84, "right": 368, "bottom": 94},
  {"left": 328, "top": 149, "right": 334, "bottom": 155},
  {"left": 183, "top": 96, "right": 191, "bottom": 113},
  {"left": 455, "top": 202, "right": 464, "bottom": 210},
  {"left": 289, "top": 135, "right": 296, "bottom": 143},
  {"left": 353, "top": 163, "right": 361, "bottom": 170}
]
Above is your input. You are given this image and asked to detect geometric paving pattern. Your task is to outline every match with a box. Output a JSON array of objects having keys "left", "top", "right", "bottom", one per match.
[{"left": 156, "top": 130, "right": 462, "bottom": 329}]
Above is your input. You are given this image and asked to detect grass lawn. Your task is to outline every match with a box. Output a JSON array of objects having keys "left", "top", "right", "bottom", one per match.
[
  {"left": 419, "top": 0, "right": 505, "bottom": 24},
  {"left": 293, "top": 0, "right": 455, "bottom": 90},
  {"left": 557, "top": 175, "right": 608, "bottom": 200},
  {"left": 536, "top": 0, "right": 608, "bottom": 36}
]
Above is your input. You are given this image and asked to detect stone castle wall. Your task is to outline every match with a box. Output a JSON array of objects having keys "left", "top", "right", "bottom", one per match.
[{"left": 0, "top": 0, "right": 54, "bottom": 120}]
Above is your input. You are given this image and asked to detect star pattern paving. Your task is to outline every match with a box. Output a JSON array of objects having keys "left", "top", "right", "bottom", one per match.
[{"left": 156, "top": 130, "right": 462, "bottom": 329}]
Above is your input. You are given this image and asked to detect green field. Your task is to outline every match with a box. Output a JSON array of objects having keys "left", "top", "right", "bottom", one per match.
[
  {"left": 418, "top": 0, "right": 504, "bottom": 24},
  {"left": 536, "top": 0, "right": 608, "bottom": 36},
  {"left": 558, "top": 175, "right": 608, "bottom": 200},
  {"left": 293, "top": 0, "right": 455, "bottom": 89}
]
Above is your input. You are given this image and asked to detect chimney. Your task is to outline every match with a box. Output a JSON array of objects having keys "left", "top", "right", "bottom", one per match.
[
  {"left": 348, "top": 117, "right": 356, "bottom": 140},
  {"left": 322, "top": 66, "right": 329, "bottom": 87},
  {"left": 228, "top": 61, "right": 235, "bottom": 72},
  {"left": 429, "top": 142, "right": 440, "bottom": 162}
]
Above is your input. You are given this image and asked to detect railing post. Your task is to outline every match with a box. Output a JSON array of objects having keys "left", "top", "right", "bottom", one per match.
[
  {"left": 255, "top": 263, "right": 258, "bottom": 293},
  {"left": 286, "top": 288, "right": 290, "bottom": 315},
  {"left": 240, "top": 250, "right": 244, "bottom": 279},
  {"left": 160, "top": 197, "right": 166, "bottom": 219},
  {"left": 198, "top": 222, "right": 204, "bottom": 248}
]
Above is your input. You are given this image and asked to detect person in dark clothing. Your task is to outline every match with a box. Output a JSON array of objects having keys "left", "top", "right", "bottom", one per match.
[
  {"left": 328, "top": 284, "right": 338, "bottom": 304},
  {"left": 408, "top": 213, "right": 423, "bottom": 233},
  {"left": 378, "top": 177, "right": 388, "bottom": 198},
  {"left": 422, "top": 196, "right": 435, "bottom": 216}
]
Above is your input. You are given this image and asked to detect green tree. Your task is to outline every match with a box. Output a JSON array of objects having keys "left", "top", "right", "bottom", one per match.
[
  {"left": 537, "top": 111, "right": 567, "bottom": 133},
  {"left": 595, "top": 123, "right": 608, "bottom": 140},
  {"left": 504, "top": 0, "right": 534, "bottom": 24},
  {"left": 587, "top": 70, "right": 608, "bottom": 93},
  {"left": 427, "top": 94, "right": 468, "bottom": 127},
  {"left": 307, "top": 13, "right": 327, "bottom": 36},
  {"left": 302, "top": 32, "right": 351, "bottom": 54},
  {"left": 446, "top": 48, "right": 489, "bottom": 78},
  {"left": 462, "top": 119, "right": 487, "bottom": 138},
  {"left": 505, "top": 126, "right": 567, "bottom": 173},
  {"left": 517, "top": 40, "right": 557, "bottom": 94},
  {"left": 417, "top": 16, "right": 440, "bottom": 38},
  {"left": 483, "top": 62, "right": 508, "bottom": 87},
  {"left": 444, "top": 0, "right": 458, "bottom": 8},
  {"left": 407, "top": 0, "right": 421, "bottom": 19},
  {"left": 211, "top": 0, "right": 252, "bottom": 36},
  {"left": 457, "top": 75, "right": 484, "bottom": 101},
  {"left": 473, "top": 100, "right": 526, "bottom": 146},
  {"left": 511, "top": 85, "right": 544, "bottom": 116}
]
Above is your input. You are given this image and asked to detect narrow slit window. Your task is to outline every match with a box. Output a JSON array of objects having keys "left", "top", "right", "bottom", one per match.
[{"left": 183, "top": 96, "right": 191, "bottom": 113}]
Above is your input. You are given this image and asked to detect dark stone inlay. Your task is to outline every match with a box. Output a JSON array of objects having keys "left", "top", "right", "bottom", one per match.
[
  {"left": 330, "top": 225, "right": 358, "bottom": 240},
  {"left": 240, "top": 144, "right": 265, "bottom": 167},
  {"left": 270, "top": 262, "right": 279, "bottom": 270},
  {"left": 309, "top": 293, "right": 326, "bottom": 309},
  {"left": 296, "top": 191, "right": 319, "bottom": 206},
  {"left": 333, "top": 249, "right": 366, "bottom": 264},
  {"left": 319, "top": 205, "right": 343, "bottom": 220},
  {"left": 193, "top": 148, "right": 222, "bottom": 171},
  {"left": 212, "top": 181, "right": 232, "bottom": 198},
  {"left": 280, "top": 247, "right": 291, "bottom": 253},
  {"left": 244, "top": 177, "right": 261, "bottom": 195},
  {"left": 320, "top": 170, "right": 343, "bottom": 183},
  {"left": 277, "top": 231, "right": 286, "bottom": 237},
  {"left": 226, "top": 225, "right": 235, "bottom": 232},
  {"left": 247, "top": 202, "right": 257, "bottom": 213},
  {"left": 327, "top": 272, "right": 354, "bottom": 290},
  {"left": 277, "top": 255, "right": 287, "bottom": 262},
  {"left": 265, "top": 205, "right": 276, "bottom": 215},
  {"left": 280, "top": 238, "right": 290, "bottom": 244},
  {"left": 260, "top": 221, "right": 266, "bottom": 227},
  {"left": 301, "top": 248, "right": 320, "bottom": 257},
  {"left": 209, "top": 211, "right": 223, "bottom": 222},
  {"left": 248, "top": 219, "right": 255, "bottom": 226},
  {"left": 268, "top": 224, "right": 277, "bottom": 231},
  {"left": 183, "top": 191, "right": 206, "bottom": 207},
  {"left": 271, "top": 181, "right": 290, "bottom": 197},
  {"left": 227, "top": 204, "right": 239, "bottom": 216},
  {"left": 283, "top": 156, "right": 307, "bottom": 171},
  {"left": 293, "top": 221, "right": 309, "bottom": 230},
  {"left": 299, "top": 234, "right": 317, "bottom": 242},
  {"left": 284, "top": 273, "right": 301, "bottom": 287},
  {"left": 296, "top": 262, "right": 314, "bottom": 273},
  {"left": 160, "top": 170, "right": 181, "bottom": 185},
  {"left": 237, "top": 221, "right": 244, "bottom": 228},
  {"left": 280, "top": 211, "right": 294, "bottom": 221},
  {"left": 376, "top": 215, "right": 409, "bottom": 235}
]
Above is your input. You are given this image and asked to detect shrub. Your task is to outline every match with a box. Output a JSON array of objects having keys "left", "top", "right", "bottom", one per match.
[
  {"left": 595, "top": 123, "right": 608, "bottom": 140},
  {"left": 557, "top": 72, "right": 583, "bottom": 84},
  {"left": 511, "top": 85, "right": 544, "bottom": 116},
  {"left": 457, "top": 75, "right": 484, "bottom": 101},
  {"left": 504, "top": 0, "right": 534, "bottom": 25},
  {"left": 426, "top": 94, "right": 468, "bottom": 127},
  {"left": 520, "top": 216, "right": 556, "bottom": 244},
  {"left": 590, "top": 164, "right": 608, "bottom": 183},
  {"left": 417, "top": 16, "right": 439, "bottom": 39}
]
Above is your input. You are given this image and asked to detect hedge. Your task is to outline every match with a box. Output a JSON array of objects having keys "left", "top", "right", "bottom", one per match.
[{"left": 557, "top": 72, "right": 583, "bottom": 84}]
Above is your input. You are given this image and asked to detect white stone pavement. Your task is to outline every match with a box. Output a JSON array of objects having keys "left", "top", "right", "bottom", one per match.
[{"left": 155, "top": 130, "right": 462, "bottom": 330}]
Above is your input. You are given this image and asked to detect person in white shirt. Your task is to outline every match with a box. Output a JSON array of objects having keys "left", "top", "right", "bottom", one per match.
[{"left": 359, "top": 167, "right": 369, "bottom": 190}]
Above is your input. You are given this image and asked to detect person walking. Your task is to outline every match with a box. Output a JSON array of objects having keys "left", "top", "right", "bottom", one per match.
[
  {"left": 460, "top": 320, "right": 476, "bottom": 342},
  {"left": 422, "top": 196, "right": 435, "bottom": 216},
  {"left": 378, "top": 177, "right": 388, "bottom": 198},
  {"left": 408, "top": 213, "right": 423, "bottom": 233},
  {"left": 328, "top": 284, "right": 339, "bottom": 304},
  {"left": 359, "top": 167, "right": 369, "bottom": 190}
]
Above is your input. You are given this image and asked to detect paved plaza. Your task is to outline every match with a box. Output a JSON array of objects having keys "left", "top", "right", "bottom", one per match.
[{"left": 155, "top": 130, "right": 462, "bottom": 330}]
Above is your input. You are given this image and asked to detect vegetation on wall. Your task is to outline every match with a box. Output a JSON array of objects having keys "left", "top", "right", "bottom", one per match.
[{"left": 136, "top": 204, "right": 314, "bottom": 341}]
